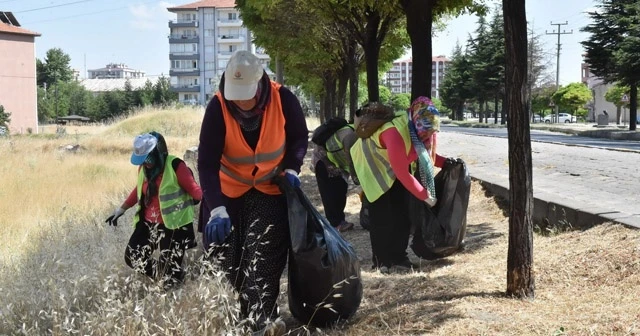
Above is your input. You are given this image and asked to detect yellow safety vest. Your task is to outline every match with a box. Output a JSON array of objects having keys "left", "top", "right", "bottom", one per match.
[
  {"left": 133, "top": 155, "right": 195, "bottom": 229},
  {"left": 325, "top": 125, "right": 354, "bottom": 173},
  {"left": 350, "top": 113, "right": 412, "bottom": 203}
]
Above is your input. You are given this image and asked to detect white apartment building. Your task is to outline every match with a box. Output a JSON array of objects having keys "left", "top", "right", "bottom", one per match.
[
  {"left": 167, "top": 0, "right": 271, "bottom": 105},
  {"left": 88, "top": 63, "right": 145, "bottom": 79},
  {"left": 384, "top": 56, "right": 449, "bottom": 99}
]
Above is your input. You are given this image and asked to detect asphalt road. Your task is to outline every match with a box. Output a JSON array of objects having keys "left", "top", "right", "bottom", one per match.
[
  {"left": 442, "top": 124, "right": 640, "bottom": 153},
  {"left": 436, "top": 128, "right": 640, "bottom": 228}
]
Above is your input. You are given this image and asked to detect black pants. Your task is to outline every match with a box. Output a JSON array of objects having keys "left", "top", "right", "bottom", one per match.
[
  {"left": 315, "top": 161, "right": 348, "bottom": 227},
  {"left": 368, "top": 180, "right": 412, "bottom": 268},
  {"left": 215, "top": 189, "right": 290, "bottom": 330},
  {"left": 124, "top": 221, "right": 195, "bottom": 283}
]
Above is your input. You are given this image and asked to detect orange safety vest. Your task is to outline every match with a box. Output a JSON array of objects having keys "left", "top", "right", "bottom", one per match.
[{"left": 216, "top": 81, "right": 286, "bottom": 198}]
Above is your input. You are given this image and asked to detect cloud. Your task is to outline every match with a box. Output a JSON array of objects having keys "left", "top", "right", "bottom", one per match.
[{"left": 129, "top": 1, "right": 176, "bottom": 31}]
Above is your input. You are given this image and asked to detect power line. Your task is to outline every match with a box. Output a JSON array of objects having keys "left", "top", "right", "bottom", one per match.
[
  {"left": 21, "top": 0, "right": 160, "bottom": 24},
  {"left": 15, "top": 0, "right": 102, "bottom": 14}
]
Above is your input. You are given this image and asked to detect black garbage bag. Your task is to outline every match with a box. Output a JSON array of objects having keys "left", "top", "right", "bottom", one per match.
[
  {"left": 278, "top": 179, "right": 363, "bottom": 327},
  {"left": 410, "top": 159, "right": 471, "bottom": 260}
]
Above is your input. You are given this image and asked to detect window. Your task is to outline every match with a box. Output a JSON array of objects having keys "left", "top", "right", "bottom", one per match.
[
  {"left": 170, "top": 43, "right": 198, "bottom": 54},
  {"left": 205, "top": 62, "right": 215, "bottom": 70},
  {"left": 205, "top": 46, "right": 214, "bottom": 53},
  {"left": 228, "top": 12, "right": 237, "bottom": 20},
  {"left": 204, "top": 13, "right": 214, "bottom": 21},
  {"left": 205, "top": 29, "right": 214, "bottom": 37}
]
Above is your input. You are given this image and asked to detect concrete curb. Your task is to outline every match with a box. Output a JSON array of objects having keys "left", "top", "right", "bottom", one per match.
[{"left": 471, "top": 177, "right": 617, "bottom": 231}]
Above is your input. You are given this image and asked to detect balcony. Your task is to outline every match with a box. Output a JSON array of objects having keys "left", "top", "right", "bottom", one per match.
[
  {"left": 169, "top": 52, "right": 200, "bottom": 60},
  {"left": 169, "top": 68, "right": 200, "bottom": 76},
  {"left": 217, "top": 18, "right": 242, "bottom": 27},
  {"left": 168, "top": 34, "right": 199, "bottom": 43},
  {"left": 170, "top": 84, "right": 200, "bottom": 92},
  {"left": 168, "top": 20, "right": 198, "bottom": 28},
  {"left": 217, "top": 34, "right": 246, "bottom": 44},
  {"left": 217, "top": 50, "right": 234, "bottom": 58}
]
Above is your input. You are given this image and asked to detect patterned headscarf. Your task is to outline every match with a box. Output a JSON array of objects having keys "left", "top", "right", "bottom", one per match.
[{"left": 407, "top": 96, "right": 441, "bottom": 201}]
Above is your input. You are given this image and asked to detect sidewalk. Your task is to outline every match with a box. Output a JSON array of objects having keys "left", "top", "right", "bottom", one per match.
[{"left": 437, "top": 123, "right": 640, "bottom": 230}]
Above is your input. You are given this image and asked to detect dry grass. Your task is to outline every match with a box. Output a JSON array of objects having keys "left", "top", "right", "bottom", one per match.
[{"left": 1, "top": 107, "right": 639, "bottom": 335}]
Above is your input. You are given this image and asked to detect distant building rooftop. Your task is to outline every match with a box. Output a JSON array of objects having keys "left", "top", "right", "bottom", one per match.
[
  {"left": 80, "top": 77, "right": 160, "bottom": 92},
  {"left": 167, "top": 0, "right": 235, "bottom": 11}
]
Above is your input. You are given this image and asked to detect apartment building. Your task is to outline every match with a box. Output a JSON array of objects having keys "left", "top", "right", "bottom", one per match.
[
  {"left": 88, "top": 63, "right": 145, "bottom": 79},
  {"left": 167, "top": 0, "right": 270, "bottom": 105},
  {"left": 0, "top": 11, "right": 40, "bottom": 134},
  {"left": 384, "top": 56, "right": 449, "bottom": 99}
]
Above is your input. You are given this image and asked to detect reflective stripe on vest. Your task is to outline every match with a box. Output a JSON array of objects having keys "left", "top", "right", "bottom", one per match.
[
  {"left": 133, "top": 155, "right": 195, "bottom": 229},
  {"left": 351, "top": 113, "right": 412, "bottom": 203},
  {"left": 325, "top": 126, "right": 353, "bottom": 173},
  {"left": 216, "top": 81, "right": 286, "bottom": 197}
]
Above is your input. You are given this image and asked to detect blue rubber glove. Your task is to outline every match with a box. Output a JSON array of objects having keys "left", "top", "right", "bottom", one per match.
[
  {"left": 284, "top": 169, "right": 300, "bottom": 188},
  {"left": 205, "top": 206, "right": 231, "bottom": 246}
]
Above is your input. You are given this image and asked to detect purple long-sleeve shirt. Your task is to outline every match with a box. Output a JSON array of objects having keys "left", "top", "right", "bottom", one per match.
[{"left": 197, "top": 84, "right": 309, "bottom": 211}]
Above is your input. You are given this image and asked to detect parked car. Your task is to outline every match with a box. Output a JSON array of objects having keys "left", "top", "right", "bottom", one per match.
[
  {"left": 0, "top": 126, "right": 7, "bottom": 136},
  {"left": 532, "top": 114, "right": 542, "bottom": 123},
  {"left": 544, "top": 113, "right": 577, "bottom": 123}
]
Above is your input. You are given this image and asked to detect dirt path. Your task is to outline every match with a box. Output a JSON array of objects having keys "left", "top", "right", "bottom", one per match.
[{"left": 275, "top": 153, "right": 640, "bottom": 336}]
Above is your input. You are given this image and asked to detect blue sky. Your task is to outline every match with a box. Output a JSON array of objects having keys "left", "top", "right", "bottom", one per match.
[{"left": 7, "top": 0, "right": 596, "bottom": 84}]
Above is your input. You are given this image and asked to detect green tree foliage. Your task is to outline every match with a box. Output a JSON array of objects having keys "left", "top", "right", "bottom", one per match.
[
  {"left": 398, "top": 0, "right": 485, "bottom": 100},
  {"left": 581, "top": 0, "right": 639, "bottom": 130},
  {"left": 153, "top": 76, "right": 176, "bottom": 106},
  {"left": 604, "top": 83, "right": 636, "bottom": 124},
  {"left": 440, "top": 43, "right": 474, "bottom": 120},
  {"left": 314, "top": 0, "right": 405, "bottom": 103},
  {"left": 378, "top": 85, "right": 392, "bottom": 105},
  {"left": 389, "top": 93, "right": 411, "bottom": 111},
  {"left": 36, "top": 48, "right": 74, "bottom": 87},
  {"left": 605, "top": 83, "right": 633, "bottom": 108},
  {"left": 551, "top": 82, "right": 592, "bottom": 114},
  {"left": 531, "top": 85, "right": 556, "bottom": 115},
  {"left": 36, "top": 76, "right": 176, "bottom": 123},
  {"left": 0, "top": 105, "right": 11, "bottom": 129},
  {"left": 467, "top": 14, "right": 493, "bottom": 121}
]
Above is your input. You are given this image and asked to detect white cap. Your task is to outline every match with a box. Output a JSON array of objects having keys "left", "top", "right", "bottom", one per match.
[
  {"left": 130, "top": 133, "right": 158, "bottom": 165},
  {"left": 224, "top": 50, "right": 264, "bottom": 100}
]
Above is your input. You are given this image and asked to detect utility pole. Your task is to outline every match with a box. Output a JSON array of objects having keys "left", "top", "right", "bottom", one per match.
[{"left": 546, "top": 21, "right": 573, "bottom": 123}]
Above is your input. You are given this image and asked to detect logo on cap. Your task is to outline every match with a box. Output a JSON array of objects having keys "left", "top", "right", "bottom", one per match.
[{"left": 234, "top": 71, "right": 242, "bottom": 79}]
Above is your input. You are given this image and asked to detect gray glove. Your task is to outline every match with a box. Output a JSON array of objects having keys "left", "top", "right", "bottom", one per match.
[{"left": 105, "top": 207, "right": 125, "bottom": 226}]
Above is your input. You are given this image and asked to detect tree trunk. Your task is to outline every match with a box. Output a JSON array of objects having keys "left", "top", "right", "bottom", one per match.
[
  {"left": 503, "top": 0, "right": 535, "bottom": 299},
  {"left": 348, "top": 40, "right": 359, "bottom": 123},
  {"left": 479, "top": 99, "right": 485, "bottom": 123},
  {"left": 324, "top": 74, "right": 337, "bottom": 121},
  {"left": 364, "top": 12, "right": 382, "bottom": 103},
  {"left": 456, "top": 103, "right": 464, "bottom": 121},
  {"left": 616, "top": 105, "right": 621, "bottom": 125},
  {"left": 629, "top": 83, "right": 637, "bottom": 131},
  {"left": 319, "top": 93, "right": 327, "bottom": 124},
  {"left": 494, "top": 94, "right": 499, "bottom": 124},
  {"left": 401, "top": 0, "right": 435, "bottom": 101},
  {"left": 501, "top": 94, "right": 506, "bottom": 125},
  {"left": 275, "top": 54, "right": 284, "bottom": 84},
  {"left": 337, "top": 65, "right": 349, "bottom": 119}
]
